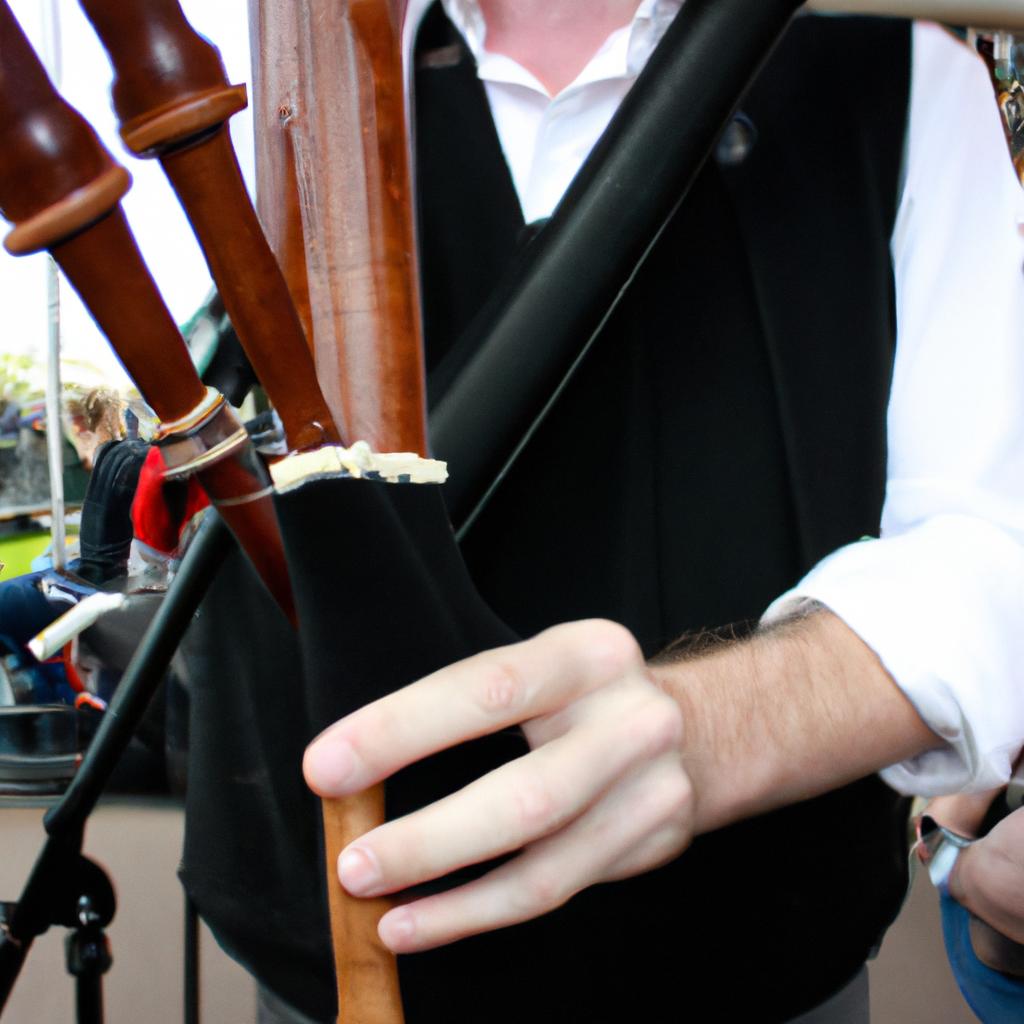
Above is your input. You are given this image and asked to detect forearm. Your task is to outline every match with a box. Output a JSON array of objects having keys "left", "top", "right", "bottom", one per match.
[{"left": 651, "top": 608, "right": 943, "bottom": 834}]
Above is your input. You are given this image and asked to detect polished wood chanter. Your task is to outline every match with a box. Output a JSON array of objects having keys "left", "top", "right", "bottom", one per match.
[{"left": 250, "top": 2, "right": 425, "bottom": 1019}]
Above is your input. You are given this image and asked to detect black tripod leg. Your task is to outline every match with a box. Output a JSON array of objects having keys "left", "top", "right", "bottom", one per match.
[
  {"left": 67, "top": 898, "right": 112, "bottom": 1024},
  {"left": 184, "top": 892, "right": 199, "bottom": 1024}
]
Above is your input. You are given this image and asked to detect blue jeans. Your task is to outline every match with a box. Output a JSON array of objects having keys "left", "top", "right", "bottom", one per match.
[
  {"left": 0, "top": 568, "right": 93, "bottom": 703},
  {"left": 941, "top": 891, "right": 1024, "bottom": 1022}
]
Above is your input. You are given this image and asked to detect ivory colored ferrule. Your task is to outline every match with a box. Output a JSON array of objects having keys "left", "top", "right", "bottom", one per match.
[
  {"left": 161, "top": 426, "right": 251, "bottom": 479},
  {"left": 156, "top": 388, "right": 256, "bottom": 479},
  {"left": 157, "top": 401, "right": 251, "bottom": 481}
]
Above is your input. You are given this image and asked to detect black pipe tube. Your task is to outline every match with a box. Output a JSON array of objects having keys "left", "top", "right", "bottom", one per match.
[
  {"left": 429, "top": 0, "right": 804, "bottom": 532},
  {"left": 184, "top": 893, "right": 199, "bottom": 1024}
]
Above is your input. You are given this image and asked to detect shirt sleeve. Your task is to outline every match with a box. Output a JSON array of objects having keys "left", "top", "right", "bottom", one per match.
[{"left": 765, "top": 23, "right": 1024, "bottom": 797}]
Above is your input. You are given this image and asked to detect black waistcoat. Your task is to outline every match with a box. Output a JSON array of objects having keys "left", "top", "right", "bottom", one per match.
[
  {"left": 181, "top": 11, "right": 914, "bottom": 1023},
  {"left": 404, "top": 7, "right": 912, "bottom": 1021}
]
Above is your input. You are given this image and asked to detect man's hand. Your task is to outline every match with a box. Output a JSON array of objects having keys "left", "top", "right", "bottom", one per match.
[
  {"left": 303, "top": 619, "right": 693, "bottom": 953},
  {"left": 304, "top": 609, "right": 941, "bottom": 954}
]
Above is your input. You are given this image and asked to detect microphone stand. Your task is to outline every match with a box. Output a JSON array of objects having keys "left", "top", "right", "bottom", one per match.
[{"left": 0, "top": 512, "right": 232, "bottom": 1023}]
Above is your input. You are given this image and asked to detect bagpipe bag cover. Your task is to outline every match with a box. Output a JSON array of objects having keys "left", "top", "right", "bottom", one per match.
[
  {"left": 181, "top": 477, "right": 761, "bottom": 1023},
  {"left": 180, "top": 478, "right": 527, "bottom": 1021}
]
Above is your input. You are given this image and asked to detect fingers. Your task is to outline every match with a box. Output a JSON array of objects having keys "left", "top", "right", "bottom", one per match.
[
  {"left": 336, "top": 690, "right": 683, "bottom": 898},
  {"left": 303, "top": 617, "right": 692, "bottom": 951},
  {"left": 304, "top": 619, "right": 643, "bottom": 797},
  {"left": 374, "top": 758, "right": 694, "bottom": 953}
]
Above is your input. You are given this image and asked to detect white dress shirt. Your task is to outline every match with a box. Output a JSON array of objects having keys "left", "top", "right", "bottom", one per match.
[{"left": 417, "top": 0, "right": 1024, "bottom": 795}]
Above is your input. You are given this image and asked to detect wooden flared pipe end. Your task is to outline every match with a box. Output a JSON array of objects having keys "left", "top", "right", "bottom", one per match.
[
  {"left": 0, "top": 1, "right": 126, "bottom": 237},
  {"left": 121, "top": 84, "right": 248, "bottom": 157},
  {"left": 4, "top": 165, "right": 130, "bottom": 255},
  {"left": 78, "top": 0, "right": 244, "bottom": 150}
]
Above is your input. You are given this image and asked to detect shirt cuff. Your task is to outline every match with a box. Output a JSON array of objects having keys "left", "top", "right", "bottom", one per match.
[{"left": 764, "top": 515, "right": 1024, "bottom": 796}]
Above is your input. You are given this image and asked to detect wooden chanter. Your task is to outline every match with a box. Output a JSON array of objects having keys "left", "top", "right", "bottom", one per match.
[{"left": 250, "top": 2, "right": 426, "bottom": 1019}]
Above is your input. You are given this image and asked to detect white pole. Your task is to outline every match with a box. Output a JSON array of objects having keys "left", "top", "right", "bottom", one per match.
[
  {"left": 806, "top": 0, "right": 1024, "bottom": 28},
  {"left": 41, "top": 0, "right": 66, "bottom": 572},
  {"left": 44, "top": 259, "right": 66, "bottom": 572}
]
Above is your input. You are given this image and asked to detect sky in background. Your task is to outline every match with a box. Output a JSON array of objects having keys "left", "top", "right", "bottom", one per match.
[{"left": 2, "top": 0, "right": 254, "bottom": 395}]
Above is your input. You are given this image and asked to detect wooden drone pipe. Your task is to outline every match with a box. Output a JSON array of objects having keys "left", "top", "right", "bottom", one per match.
[
  {"left": 247, "top": 0, "right": 314, "bottom": 351},
  {"left": 252, "top": 1, "right": 428, "bottom": 1020},
  {"left": 259, "top": 0, "right": 429, "bottom": 458},
  {"left": 77, "top": 0, "right": 340, "bottom": 453},
  {"left": 0, "top": 0, "right": 294, "bottom": 621}
]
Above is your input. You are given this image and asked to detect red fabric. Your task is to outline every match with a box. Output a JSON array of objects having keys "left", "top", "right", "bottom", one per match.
[
  {"left": 131, "top": 446, "right": 210, "bottom": 555},
  {"left": 61, "top": 643, "right": 85, "bottom": 693}
]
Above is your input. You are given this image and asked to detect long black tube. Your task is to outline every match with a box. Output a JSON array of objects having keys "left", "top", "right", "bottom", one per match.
[
  {"left": 184, "top": 894, "right": 199, "bottom": 1024},
  {"left": 430, "top": 0, "right": 803, "bottom": 532}
]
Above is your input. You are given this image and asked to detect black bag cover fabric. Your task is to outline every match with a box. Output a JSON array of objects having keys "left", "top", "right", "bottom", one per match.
[
  {"left": 181, "top": 478, "right": 523, "bottom": 1021},
  {"left": 184, "top": 478, "right": 904, "bottom": 1024}
]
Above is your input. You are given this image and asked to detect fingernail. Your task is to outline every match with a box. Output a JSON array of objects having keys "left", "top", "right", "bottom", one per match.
[
  {"left": 379, "top": 907, "right": 416, "bottom": 950},
  {"left": 338, "top": 846, "right": 381, "bottom": 895},
  {"left": 304, "top": 739, "right": 355, "bottom": 794}
]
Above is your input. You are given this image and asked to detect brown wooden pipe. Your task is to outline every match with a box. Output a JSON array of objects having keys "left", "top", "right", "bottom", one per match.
[
  {"left": 247, "top": 0, "right": 315, "bottom": 353},
  {"left": 77, "top": 0, "right": 340, "bottom": 453},
  {"left": 0, "top": 0, "right": 294, "bottom": 622},
  {"left": 301, "top": 3, "right": 423, "bottom": 1019},
  {"left": 252, "top": 1, "right": 431, "bottom": 1020},
  {"left": 261, "top": 0, "right": 429, "bottom": 457}
]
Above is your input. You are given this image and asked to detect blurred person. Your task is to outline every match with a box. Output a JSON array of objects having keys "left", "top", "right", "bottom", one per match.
[{"left": 64, "top": 386, "right": 126, "bottom": 471}]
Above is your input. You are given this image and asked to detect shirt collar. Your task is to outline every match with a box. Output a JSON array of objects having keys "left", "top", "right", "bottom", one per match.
[{"left": 434, "top": 0, "right": 683, "bottom": 97}]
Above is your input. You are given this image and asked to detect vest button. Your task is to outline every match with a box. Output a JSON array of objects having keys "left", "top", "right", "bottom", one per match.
[{"left": 716, "top": 113, "right": 758, "bottom": 167}]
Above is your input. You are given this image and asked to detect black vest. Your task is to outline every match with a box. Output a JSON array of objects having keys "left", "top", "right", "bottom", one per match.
[
  {"left": 412, "top": 7, "right": 911, "bottom": 1021},
  {"left": 181, "top": 11, "right": 913, "bottom": 1023}
]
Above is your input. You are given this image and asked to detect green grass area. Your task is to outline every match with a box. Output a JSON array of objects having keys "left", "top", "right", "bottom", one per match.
[{"left": 0, "top": 532, "right": 50, "bottom": 581}]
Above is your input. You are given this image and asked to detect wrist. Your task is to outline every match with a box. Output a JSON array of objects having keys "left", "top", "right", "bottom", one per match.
[
  {"left": 651, "top": 622, "right": 806, "bottom": 835},
  {"left": 652, "top": 609, "right": 940, "bottom": 836}
]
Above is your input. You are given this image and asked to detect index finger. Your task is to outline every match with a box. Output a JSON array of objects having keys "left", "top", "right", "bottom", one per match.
[{"left": 303, "top": 618, "right": 642, "bottom": 797}]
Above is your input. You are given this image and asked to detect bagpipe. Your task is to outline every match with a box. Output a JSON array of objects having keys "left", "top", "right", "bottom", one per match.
[{"left": 0, "top": 1, "right": 1021, "bottom": 1022}]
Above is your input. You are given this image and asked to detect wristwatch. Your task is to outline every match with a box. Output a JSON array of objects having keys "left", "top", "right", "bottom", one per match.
[
  {"left": 914, "top": 814, "right": 974, "bottom": 890},
  {"left": 915, "top": 812, "right": 1024, "bottom": 977}
]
